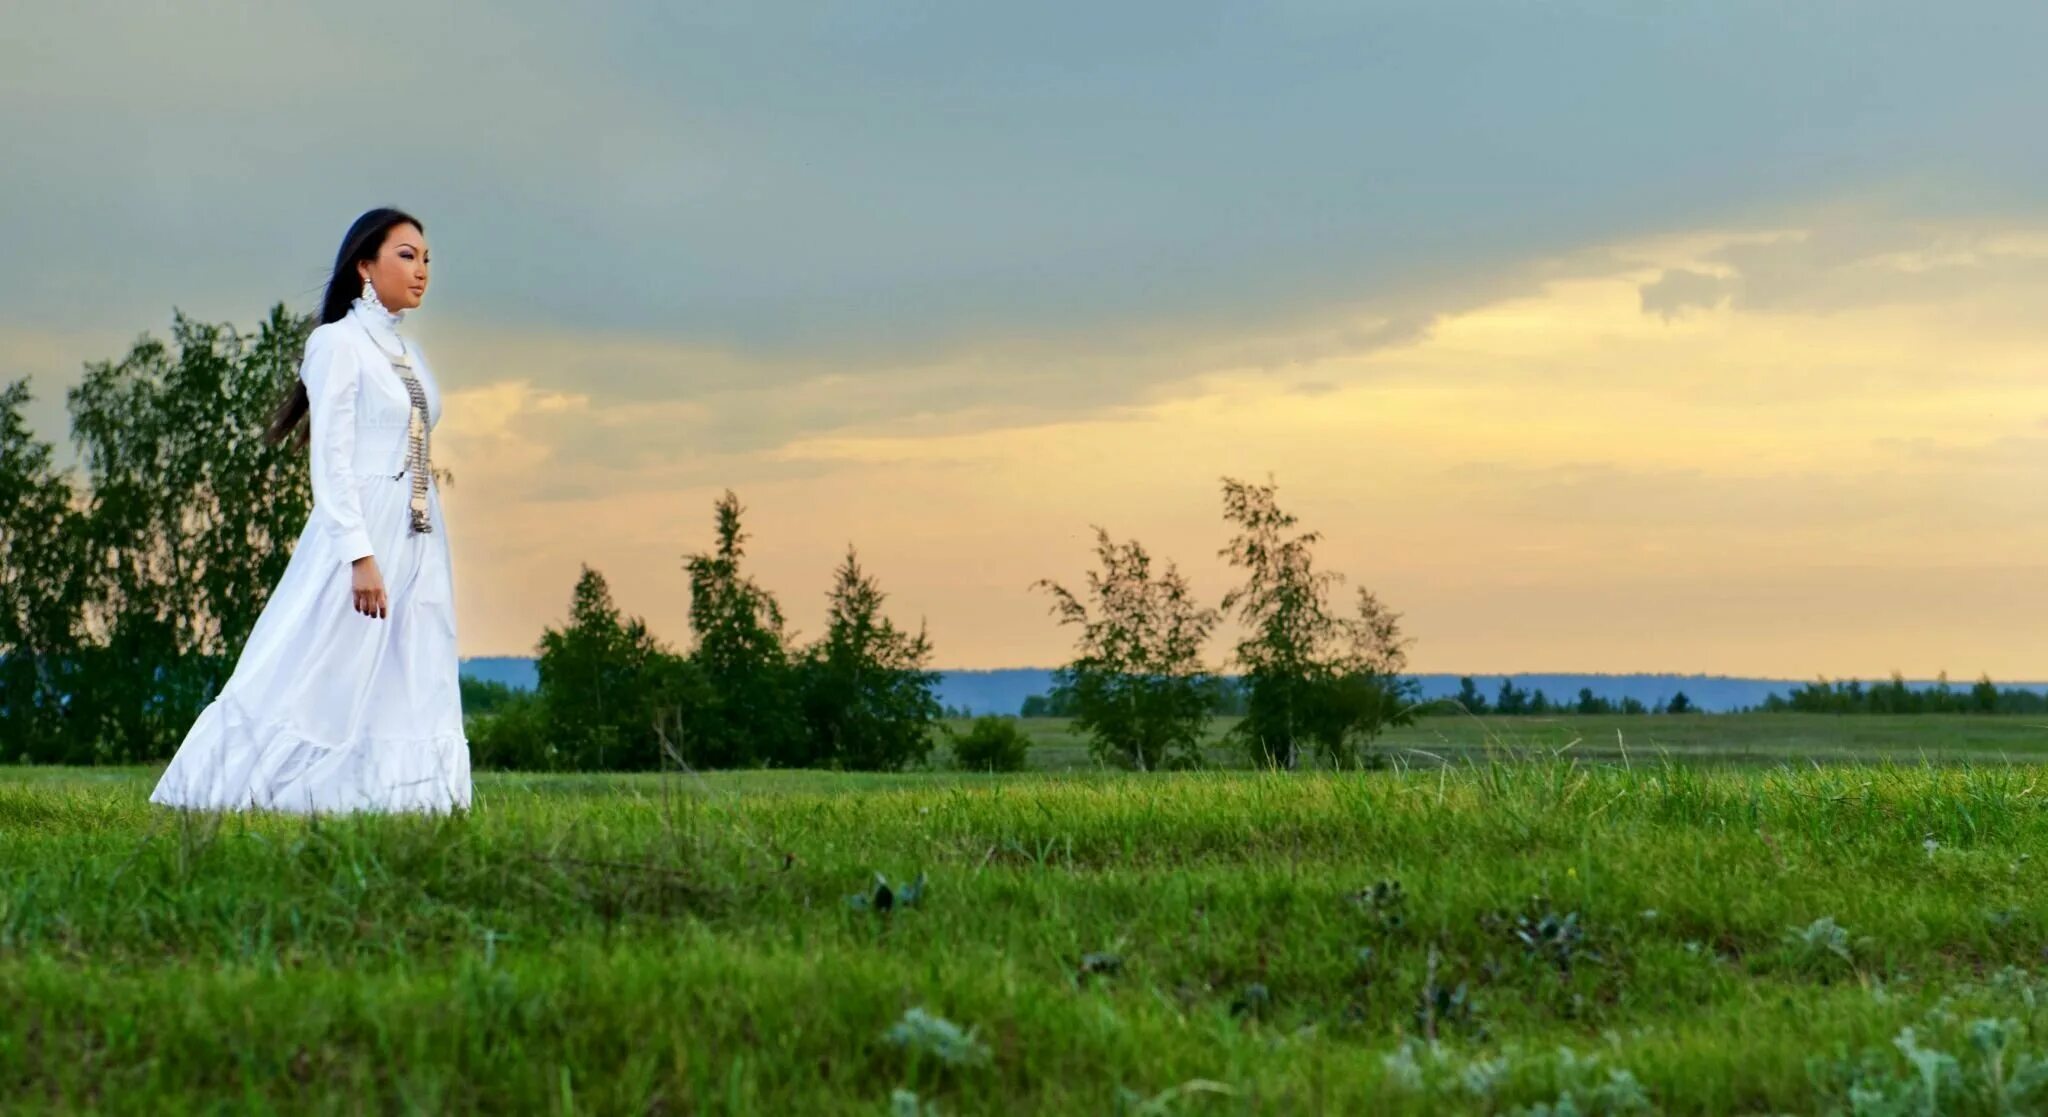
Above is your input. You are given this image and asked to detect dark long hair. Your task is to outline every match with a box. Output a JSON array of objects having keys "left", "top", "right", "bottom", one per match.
[{"left": 266, "top": 207, "right": 426, "bottom": 447}]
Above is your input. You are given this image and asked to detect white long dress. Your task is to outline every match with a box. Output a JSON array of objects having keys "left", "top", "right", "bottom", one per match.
[{"left": 149, "top": 295, "right": 472, "bottom": 814}]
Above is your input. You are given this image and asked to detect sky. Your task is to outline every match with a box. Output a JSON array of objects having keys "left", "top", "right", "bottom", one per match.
[{"left": 6, "top": 2, "right": 2048, "bottom": 678}]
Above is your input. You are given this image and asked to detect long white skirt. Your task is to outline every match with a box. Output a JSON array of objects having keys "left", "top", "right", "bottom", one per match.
[{"left": 149, "top": 474, "right": 472, "bottom": 814}]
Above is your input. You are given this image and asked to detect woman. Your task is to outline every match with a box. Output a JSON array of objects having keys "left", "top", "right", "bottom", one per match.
[{"left": 149, "top": 208, "right": 472, "bottom": 814}]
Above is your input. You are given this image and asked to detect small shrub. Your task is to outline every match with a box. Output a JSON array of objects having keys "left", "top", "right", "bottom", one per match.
[
  {"left": 1481, "top": 895, "right": 1603, "bottom": 977},
  {"left": 1784, "top": 915, "right": 1857, "bottom": 976},
  {"left": 883, "top": 1007, "right": 989, "bottom": 1068},
  {"left": 949, "top": 715, "right": 1032, "bottom": 772},
  {"left": 465, "top": 690, "right": 559, "bottom": 770}
]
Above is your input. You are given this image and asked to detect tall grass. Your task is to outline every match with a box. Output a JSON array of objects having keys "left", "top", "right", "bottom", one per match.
[{"left": 8, "top": 739, "right": 2048, "bottom": 1112}]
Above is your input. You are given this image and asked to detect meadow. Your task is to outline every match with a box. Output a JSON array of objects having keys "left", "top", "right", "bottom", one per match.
[
  {"left": 8, "top": 714, "right": 2048, "bottom": 1113},
  {"left": 1004, "top": 711, "right": 2048, "bottom": 771}
]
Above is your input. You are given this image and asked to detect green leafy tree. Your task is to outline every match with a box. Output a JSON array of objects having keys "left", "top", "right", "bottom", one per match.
[
  {"left": 1971, "top": 674, "right": 2000, "bottom": 714},
  {"left": 0, "top": 381, "right": 89, "bottom": 761},
  {"left": 1666, "top": 691, "right": 1695, "bottom": 715},
  {"left": 63, "top": 307, "right": 315, "bottom": 760},
  {"left": 536, "top": 565, "right": 701, "bottom": 770},
  {"left": 458, "top": 676, "right": 523, "bottom": 718},
  {"left": 1020, "top": 682, "right": 1084, "bottom": 718},
  {"left": 682, "top": 491, "right": 800, "bottom": 767},
  {"left": 1298, "top": 587, "right": 1421, "bottom": 767},
  {"left": 1928, "top": 671, "right": 1955, "bottom": 711},
  {"left": 1453, "top": 676, "right": 1490, "bottom": 715},
  {"left": 1217, "top": 477, "right": 1342, "bottom": 769},
  {"left": 1036, "top": 526, "right": 1218, "bottom": 770},
  {"left": 1218, "top": 477, "right": 1421, "bottom": 768},
  {"left": 799, "top": 546, "right": 942, "bottom": 770}
]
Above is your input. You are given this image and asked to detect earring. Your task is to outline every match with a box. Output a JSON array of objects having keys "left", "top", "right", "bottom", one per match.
[{"left": 361, "top": 277, "right": 376, "bottom": 303}]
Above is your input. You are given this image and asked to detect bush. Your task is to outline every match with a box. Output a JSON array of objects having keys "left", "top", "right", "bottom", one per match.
[
  {"left": 458, "top": 676, "right": 523, "bottom": 717},
  {"left": 949, "top": 716, "right": 1031, "bottom": 772},
  {"left": 466, "top": 689, "right": 559, "bottom": 771}
]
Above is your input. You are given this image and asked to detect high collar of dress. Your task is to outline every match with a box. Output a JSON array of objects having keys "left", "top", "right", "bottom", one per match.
[{"left": 350, "top": 291, "right": 406, "bottom": 349}]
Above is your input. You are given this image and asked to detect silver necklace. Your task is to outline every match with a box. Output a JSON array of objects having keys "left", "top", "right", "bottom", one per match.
[{"left": 351, "top": 305, "right": 435, "bottom": 534}]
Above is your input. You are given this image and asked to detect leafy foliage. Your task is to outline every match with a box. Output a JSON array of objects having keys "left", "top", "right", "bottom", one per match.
[
  {"left": 457, "top": 676, "right": 523, "bottom": 717},
  {"left": 0, "top": 380, "right": 88, "bottom": 761},
  {"left": 1218, "top": 476, "right": 1417, "bottom": 768},
  {"left": 0, "top": 307, "right": 314, "bottom": 762},
  {"left": 1035, "top": 527, "right": 1218, "bottom": 770},
  {"left": 680, "top": 490, "right": 803, "bottom": 767},
  {"left": 462, "top": 686, "right": 553, "bottom": 770},
  {"left": 948, "top": 715, "right": 1032, "bottom": 772},
  {"left": 1763, "top": 671, "right": 2048, "bottom": 715},
  {"left": 798, "top": 546, "right": 942, "bottom": 771},
  {"left": 533, "top": 566, "right": 704, "bottom": 770}
]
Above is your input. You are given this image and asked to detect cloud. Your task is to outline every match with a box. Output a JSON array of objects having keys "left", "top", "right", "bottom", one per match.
[
  {"left": 14, "top": 4, "right": 2048, "bottom": 673},
  {"left": 9, "top": 3, "right": 2048, "bottom": 362},
  {"left": 1636, "top": 217, "right": 2048, "bottom": 323},
  {"left": 1638, "top": 268, "right": 1733, "bottom": 320}
]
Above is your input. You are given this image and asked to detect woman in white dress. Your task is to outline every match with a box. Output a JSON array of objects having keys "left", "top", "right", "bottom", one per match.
[{"left": 149, "top": 207, "right": 472, "bottom": 814}]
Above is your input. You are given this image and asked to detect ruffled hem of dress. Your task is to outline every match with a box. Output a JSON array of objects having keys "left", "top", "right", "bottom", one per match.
[{"left": 149, "top": 691, "right": 472, "bottom": 816}]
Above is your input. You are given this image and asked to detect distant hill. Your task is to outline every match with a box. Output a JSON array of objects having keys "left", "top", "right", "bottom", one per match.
[
  {"left": 459, "top": 656, "right": 539, "bottom": 690},
  {"left": 927, "top": 670, "right": 1871, "bottom": 716},
  {"left": 457, "top": 659, "right": 2048, "bottom": 715}
]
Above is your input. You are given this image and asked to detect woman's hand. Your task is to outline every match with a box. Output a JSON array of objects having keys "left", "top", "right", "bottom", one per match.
[{"left": 351, "top": 556, "right": 389, "bottom": 618}]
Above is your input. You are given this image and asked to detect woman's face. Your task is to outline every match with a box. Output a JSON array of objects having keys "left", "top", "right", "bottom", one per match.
[{"left": 358, "top": 223, "right": 430, "bottom": 311}]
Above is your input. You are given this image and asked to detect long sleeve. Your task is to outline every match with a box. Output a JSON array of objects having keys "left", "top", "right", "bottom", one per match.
[{"left": 301, "top": 327, "right": 377, "bottom": 565}]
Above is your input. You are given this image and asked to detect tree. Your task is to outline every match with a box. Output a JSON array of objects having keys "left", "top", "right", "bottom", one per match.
[
  {"left": 1036, "top": 526, "right": 1218, "bottom": 770},
  {"left": 536, "top": 565, "right": 700, "bottom": 770},
  {"left": 1298, "top": 587, "right": 1421, "bottom": 767},
  {"left": 1666, "top": 691, "right": 1695, "bottom": 715},
  {"left": 1453, "top": 676, "right": 1490, "bottom": 715},
  {"left": 1218, "top": 476, "right": 1416, "bottom": 768},
  {"left": 62, "top": 307, "right": 315, "bottom": 760},
  {"left": 681, "top": 491, "right": 800, "bottom": 767},
  {"left": 799, "top": 546, "right": 942, "bottom": 771},
  {"left": 1200, "top": 675, "right": 1249, "bottom": 716},
  {"left": 458, "top": 676, "right": 523, "bottom": 718},
  {"left": 1495, "top": 679, "right": 1529, "bottom": 716},
  {"left": 1218, "top": 477, "right": 1341, "bottom": 769},
  {"left": 0, "top": 380, "right": 89, "bottom": 761}
]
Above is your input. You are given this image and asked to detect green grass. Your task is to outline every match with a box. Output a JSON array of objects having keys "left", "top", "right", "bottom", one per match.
[
  {"left": 956, "top": 712, "right": 2048, "bottom": 771},
  {"left": 10, "top": 718, "right": 2048, "bottom": 1113}
]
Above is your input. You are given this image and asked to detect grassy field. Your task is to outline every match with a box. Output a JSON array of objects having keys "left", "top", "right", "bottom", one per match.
[
  {"left": 9, "top": 717, "right": 2048, "bottom": 1113},
  {"left": 965, "top": 712, "right": 2048, "bottom": 771}
]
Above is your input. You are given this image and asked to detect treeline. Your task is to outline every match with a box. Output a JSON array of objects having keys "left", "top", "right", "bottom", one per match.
[
  {"left": 1020, "top": 677, "right": 1701, "bottom": 718},
  {"left": 1431, "top": 677, "right": 1694, "bottom": 717},
  {"left": 468, "top": 491, "right": 946, "bottom": 771},
  {"left": 485, "top": 474, "right": 1428, "bottom": 774},
  {"left": 1757, "top": 674, "right": 2048, "bottom": 715}
]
